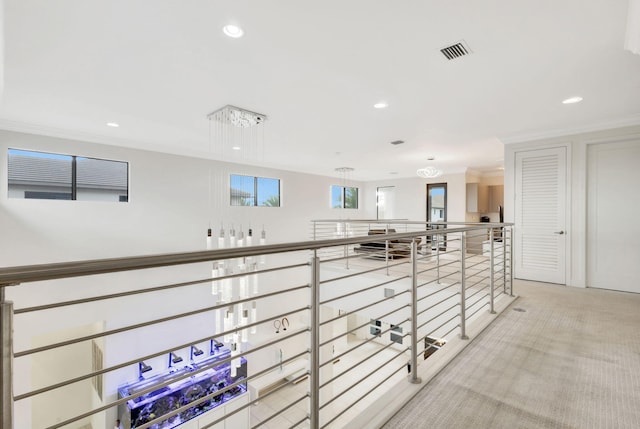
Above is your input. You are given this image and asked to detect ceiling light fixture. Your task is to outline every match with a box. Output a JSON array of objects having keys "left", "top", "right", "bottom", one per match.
[
  {"left": 209, "top": 105, "right": 266, "bottom": 128},
  {"left": 106, "top": 122, "right": 119, "bottom": 128},
  {"left": 416, "top": 166, "right": 442, "bottom": 178},
  {"left": 232, "top": 146, "right": 241, "bottom": 151},
  {"left": 562, "top": 96, "right": 583, "bottom": 104},
  {"left": 373, "top": 102, "right": 388, "bottom": 109},
  {"left": 223, "top": 24, "right": 244, "bottom": 38}
]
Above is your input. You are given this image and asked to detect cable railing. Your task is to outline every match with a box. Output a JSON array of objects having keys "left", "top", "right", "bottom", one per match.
[{"left": 0, "top": 222, "right": 513, "bottom": 429}]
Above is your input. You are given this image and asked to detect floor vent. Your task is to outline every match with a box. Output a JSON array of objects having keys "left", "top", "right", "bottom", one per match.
[
  {"left": 513, "top": 307, "right": 526, "bottom": 312},
  {"left": 440, "top": 41, "right": 471, "bottom": 60}
]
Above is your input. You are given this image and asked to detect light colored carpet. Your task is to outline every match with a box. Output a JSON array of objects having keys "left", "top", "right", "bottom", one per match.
[{"left": 382, "top": 280, "right": 640, "bottom": 429}]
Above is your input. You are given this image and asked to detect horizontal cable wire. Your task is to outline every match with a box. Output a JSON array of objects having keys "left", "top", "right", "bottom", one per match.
[
  {"left": 320, "top": 292, "right": 409, "bottom": 327},
  {"left": 15, "top": 316, "right": 310, "bottom": 400},
  {"left": 467, "top": 301, "right": 490, "bottom": 319},
  {"left": 320, "top": 361, "right": 408, "bottom": 429},
  {"left": 319, "top": 347, "right": 409, "bottom": 410},
  {"left": 416, "top": 293, "right": 459, "bottom": 315},
  {"left": 419, "top": 313, "right": 459, "bottom": 337},
  {"left": 320, "top": 275, "right": 409, "bottom": 305},
  {"left": 319, "top": 305, "right": 410, "bottom": 350},
  {"left": 14, "top": 286, "right": 309, "bottom": 357},
  {"left": 416, "top": 303, "right": 459, "bottom": 330},
  {"left": 320, "top": 339, "right": 400, "bottom": 388},
  {"left": 466, "top": 294, "right": 490, "bottom": 311},
  {"left": 16, "top": 265, "right": 309, "bottom": 314},
  {"left": 247, "top": 393, "right": 309, "bottom": 429},
  {"left": 416, "top": 280, "right": 459, "bottom": 296}
]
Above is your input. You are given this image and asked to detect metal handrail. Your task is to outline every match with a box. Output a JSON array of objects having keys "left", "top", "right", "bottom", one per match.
[
  {"left": 0, "top": 227, "right": 511, "bottom": 284},
  {"left": 1, "top": 222, "right": 515, "bottom": 429}
]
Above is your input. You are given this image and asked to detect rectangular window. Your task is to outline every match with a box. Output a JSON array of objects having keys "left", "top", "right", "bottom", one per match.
[
  {"left": 331, "top": 185, "right": 358, "bottom": 209},
  {"left": 8, "top": 149, "right": 129, "bottom": 202},
  {"left": 230, "top": 174, "right": 280, "bottom": 207}
]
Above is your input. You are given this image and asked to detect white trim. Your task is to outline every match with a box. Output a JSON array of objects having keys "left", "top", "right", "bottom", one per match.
[
  {"left": 500, "top": 114, "right": 640, "bottom": 145},
  {"left": 625, "top": 0, "right": 640, "bottom": 55},
  {"left": 0, "top": 118, "right": 158, "bottom": 152}
]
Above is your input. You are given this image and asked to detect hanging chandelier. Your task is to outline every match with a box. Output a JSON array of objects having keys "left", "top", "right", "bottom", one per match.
[
  {"left": 207, "top": 105, "right": 266, "bottom": 128},
  {"left": 416, "top": 166, "right": 442, "bottom": 178},
  {"left": 205, "top": 104, "right": 268, "bottom": 357}
]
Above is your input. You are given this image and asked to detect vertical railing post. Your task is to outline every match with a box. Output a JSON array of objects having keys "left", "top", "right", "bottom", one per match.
[
  {"left": 385, "top": 224, "right": 391, "bottom": 276},
  {"left": 489, "top": 228, "right": 496, "bottom": 315},
  {"left": 385, "top": 240, "right": 390, "bottom": 276},
  {"left": 459, "top": 233, "right": 469, "bottom": 340},
  {"left": 309, "top": 253, "right": 320, "bottom": 429},
  {"left": 435, "top": 236, "right": 440, "bottom": 284},
  {"left": 343, "top": 222, "right": 349, "bottom": 270},
  {"left": 502, "top": 226, "right": 507, "bottom": 294},
  {"left": 408, "top": 240, "right": 422, "bottom": 384},
  {"left": 344, "top": 243, "right": 349, "bottom": 270},
  {"left": 509, "top": 227, "right": 514, "bottom": 297},
  {"left": 1, "top": 286, "right": 15, "bottom": 429}
]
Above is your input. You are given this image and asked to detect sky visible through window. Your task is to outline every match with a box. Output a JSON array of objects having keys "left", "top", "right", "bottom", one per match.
[
  {"left": 332, "top": 185, "right": 358, "bottom": 209},
  {"left": 9, "top": 148, "right": 71, "bottom": 160},
  {"left": 230, "top": 174, "right": 280, "bottom": 206}
]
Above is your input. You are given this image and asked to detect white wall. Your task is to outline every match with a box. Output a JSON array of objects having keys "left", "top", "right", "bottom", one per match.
[
  {"left": 0, "top": 129, "right": 370, "bottom": 428},
  {"left": 1, "top": 130, "right": 369, "bottom": 265},
  {"left": 504, "top": 124, "right": 640, "bottom": 288},
  {"left": 362, "top": 174, "right": 467, "bottom": 222}
]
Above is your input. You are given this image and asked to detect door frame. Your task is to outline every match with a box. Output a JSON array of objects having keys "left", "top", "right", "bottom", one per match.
[
  {"left": 507, "top": 142, "right": 571, "bottom": 285},
  {"left": 426, "top": 183, "right": 447, "bottom": 250},
  {"left": 586, "top": 137, "right": 640, "bottom": 292}
]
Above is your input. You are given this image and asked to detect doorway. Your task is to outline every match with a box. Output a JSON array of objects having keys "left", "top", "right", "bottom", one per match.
[
  {"left": 514, "top": 147, "right": 567, "bottom": 284},
  {"left": 377, "top": 186, "right": 395, "bottom": 220},
  {"left": 587, "top": 140, "right": 640, "bottom": 293},
  {"left": 427, "top": 183, "right": 447, "bottom": 250}
]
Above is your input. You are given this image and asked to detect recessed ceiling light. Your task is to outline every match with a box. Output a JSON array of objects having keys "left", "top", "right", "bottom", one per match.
[
  {"left": 373, "top": 102, "right": 388, "bottom": 109},
  {"left": 106, "top": 122, "right": 119, "bottom": 128},
  {"left": 562, "top": 96, "right": 583, "bottom": 104},
  {"left": 223, "top": 24, "right": 244, "bottom": 38},
  {"left": 389, "top": 172, "right": 398, "bottom": 175},
  {"left": 232, "top": 146, "right": 241, "bottom": 151}
]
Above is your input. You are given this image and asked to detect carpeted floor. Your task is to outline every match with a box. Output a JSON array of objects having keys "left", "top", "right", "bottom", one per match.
[{"left": 382, "top": 280, "right": 640, "bottom": 429}]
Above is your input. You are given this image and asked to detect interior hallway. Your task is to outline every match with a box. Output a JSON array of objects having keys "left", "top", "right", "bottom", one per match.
[{"left": 383, "top": 280, "right": 640, "bottom": 429}]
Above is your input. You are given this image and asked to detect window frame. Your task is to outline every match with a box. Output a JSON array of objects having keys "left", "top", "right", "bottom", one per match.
[
  {"left": 331, "top": 185, "right": 359, "bottom": 209},
  {"left": 229, "top": 174, "right": 281, "bottom": 207},
  {"left": 7, "top": 148, "right": 129, "bottom": 202}
]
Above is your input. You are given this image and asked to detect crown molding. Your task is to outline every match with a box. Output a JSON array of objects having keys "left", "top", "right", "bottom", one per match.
[
  {"left": 0, "top": 118, "right": 159, "bottom": 151},
  {"left": 499, "top": 114, "right": 640, "bottom": 145}
]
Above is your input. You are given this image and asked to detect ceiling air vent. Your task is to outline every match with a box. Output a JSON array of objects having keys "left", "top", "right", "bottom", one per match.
[
  {"left": 390, "top": 140, "right": 405, "bottom": 146},
  {"left": 440, "top": 41, "right": 471, "bottom": 60}
]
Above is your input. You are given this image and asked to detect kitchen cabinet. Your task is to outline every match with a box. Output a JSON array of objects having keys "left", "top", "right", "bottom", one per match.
[
  {"left": 467, "top": 183, "right": 504, "bottom": 213},
  {"left": 466, "top": 183, "right": 488, "bottom": 213},
  {"left": 488, "top": 185, "right": 504, "bottom": 212}
]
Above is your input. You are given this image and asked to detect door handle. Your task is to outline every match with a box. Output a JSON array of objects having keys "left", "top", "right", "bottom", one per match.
[{"left": 554, "top": 231, "right": 565, "bottom": 235}]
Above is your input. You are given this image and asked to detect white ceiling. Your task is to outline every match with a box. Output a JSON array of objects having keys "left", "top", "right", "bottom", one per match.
[{"left": 1, "top": 0, "right": 639, "bottom": 181}]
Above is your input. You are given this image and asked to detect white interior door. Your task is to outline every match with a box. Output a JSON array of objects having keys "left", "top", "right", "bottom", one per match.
[
  {"left": 514, "top": 147, "right": 567, "bottom": 283},
  {"left": 587, "top": 140, "right": 640, "bottom": 293}
]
